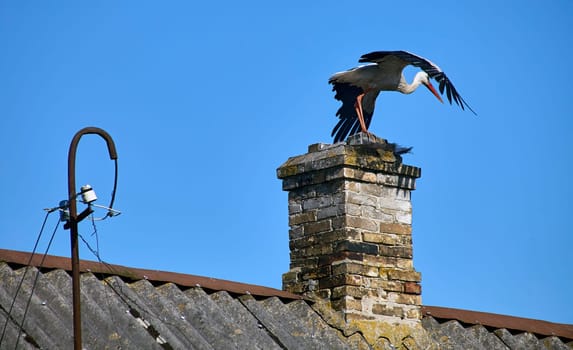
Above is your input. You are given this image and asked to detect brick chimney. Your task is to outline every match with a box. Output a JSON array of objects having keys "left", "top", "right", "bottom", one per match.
[{"left": 277, "top": 134, "right": 422, "bottom": 325}]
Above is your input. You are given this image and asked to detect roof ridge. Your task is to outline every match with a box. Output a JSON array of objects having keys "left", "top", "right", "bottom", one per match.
[{"left": 0, "top": 248, "right": 304, "bottom": 301}]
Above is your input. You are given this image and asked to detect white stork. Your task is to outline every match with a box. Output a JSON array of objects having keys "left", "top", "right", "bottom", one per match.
[{"left": 329, "top": 50, "right": 476, "bottom": 143}]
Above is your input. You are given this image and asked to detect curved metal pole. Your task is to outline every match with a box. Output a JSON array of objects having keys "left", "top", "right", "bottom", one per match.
[{"left": 67, "top": 127, "right": 117, "bottom": 350}]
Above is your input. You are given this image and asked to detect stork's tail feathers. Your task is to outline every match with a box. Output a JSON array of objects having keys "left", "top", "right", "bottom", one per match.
[{"left": 394, "top": 145, "right": 412, "bottom": 155}]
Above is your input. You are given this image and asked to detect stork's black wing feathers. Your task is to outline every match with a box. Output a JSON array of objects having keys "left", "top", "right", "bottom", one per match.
[
  {"left": 439, "top": 79, "right": 446, "bottom": 94},
  {"left": 330, "top": 82, "right": 375, "bottom": 143},
  {"left": 360, "top": 50, "right": 476, "bottom": 115}
]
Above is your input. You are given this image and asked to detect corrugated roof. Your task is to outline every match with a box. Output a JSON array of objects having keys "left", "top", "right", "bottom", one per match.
[
  {"left": 422, "top": 305, "right": 573, "bottom": 340},
  {"left": 1, "top": 248, "right": 572, "bottom": 349},
  {"left": 0, "top": 249, "right": 357, "bottom": 349},
  {"left": 422, "top": 310, "right": 573, "bottom": 349}
]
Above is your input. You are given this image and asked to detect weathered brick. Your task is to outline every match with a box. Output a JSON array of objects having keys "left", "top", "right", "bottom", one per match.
[
  {"left": 289, "top": 211, "right": 317, "bottom": 225},
  {"left": 332, "top": 296, "right": 363, "bottom": 313},
  {"left": 379, "top": 222, "right": 412, "bottom": 236},
  {"left": 379, "top": 245, "right": 413, "bottom": 259},
  {"left": 404, "top": 282, "right": 421, "bottom": 295},
  {"left": 367, "top": 279, "right": 402, "bottom": 292},
  {"left": 396, "top": 258, "right": 413, "bottom": 269},
  {"left": 290, "top": 244, "right": 332, "bottom": 259},
  {"left": 304, "top": 219, "right": 332, "bottom": 234},
  {"left": 321, "top": 179, "right": 347, "bottom": 194},
  {"left": 331, "top": 216, "right": 346, "bottom": 230},
  {"left": 382, "top": 187, "right": 411, "bottom": 201},
  {"left": 344, "top": 203, "right": 362, "bottom": 216},
  {"left": 363, "top": 232, "right": 400, "bottom": 245},
  {"left": 372, "top": 303, "right": 404, "bottom": 318},
  {"left": 332, "top": 261, "right": 363, "bottom": 276},
  {"left": 335, "top": 241, "right": 379, "bottom": 255},
  {"left": 322, "top": 167, "right": 343, "bottom": 183},
  {"left": 363, "top": 254, "right": 397, "bottom": 268},
  {"left": 319, "top": 274, "right": 362, "bottom": 289},
  {"left": 376, "top": 174, "right": 400, "bottom": 187},
  {"left": 362, "top": 232, "right": 383, "bottom": 243},
  {"left": 376, "top": 173, "right": 417, "bottom": 189},
  {"left": 398, "top": 235, "right": 412, "bottom": 245},
  {"left": 360, "top": 205, "right": 393, "bottom": 222},
  {"left": 289, "top": 237, "right": 313, "bottom": 250},
  {"left": 359, "top": 183, "right": 383, "bottom": 197},
  {"left": 311, "top": 228, "right": 361, "bottom": 246},
  {"left": 289, "top": 257, "right": 318, "bottom": 269},
  {"left": 346, "top": 216, "right": 378, "bottom": 232},
  {"left": 301, "top": 265, "right": 331, "bottom": 280},
  {"left": 346, "top": 191, "right": 377, "bottom": 207},
  {"left": 359, "top": 171, "right": 377, "bottom": 183},
  {"left": 344, "top": 181, "right": 360, "bottom": 192},
  {"left": 344, "top": 312, "right": 376, "bottom": 322},
  {"left": 288, "top": 226, "right": 304, "bottom": 239},
  {"left": 405, "top": 307, "right": 422, "bottom": 319},
  {"left": 332, "top": 285, "right": 369, "bottom": 299},
  {"left": 342, "top": 167, "right": 356, "bottom": 179},
  {"left": 302, "top": 196, "right": 332, "bottom": 210},
  {"left": 389, "top": 292, "right": 421, "bottom": 305},
  {"left": 379, "top": 196, "right": 411, "bottom": 211},
  {"left": 288, "top": 201, "right": 302, "bottom": 214},
  {"left": 378, "top": 267, "right": 390, "bottom": 279},
  {"left": 396, "top": 211, "right": 412, "bottom": 225},
  {"left": 282, "top": 268, "right": 301, "bottom": 284},
  {"left": 307, "top": 142, "right": 328, "bottom": 152},
  {"left": 283, "top": 283, "right": 306, "bottom": 294},
  {"left": 331, "top": 192, "right": 345, "bottom": 205},
  {"left": 361, "top": 286, "right": 387, "bottom": 298},
  {"left": 345, "top": 168, "right": 377, "bottom": 183},
  {"left": 316, "top": 204, "right": 344, "bottom": 219},
  {"left": 318, "top": 251, "right": 364, "bottom": 266},
  {"left": 312, "top": 288, "right": 332, "bottom": 299},
  {"left": 387, "top": 269, "right": 421, "bottom": 282},
  {"left": 332, "top": 261, "right": 379, "bottom": 277},
  {"left": 311, "top": 156, "right": 343, "bottom": 173}
]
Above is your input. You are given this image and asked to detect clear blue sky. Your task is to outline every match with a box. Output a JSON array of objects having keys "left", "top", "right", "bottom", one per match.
[{"left": 1, "top": 1, "right": 572, "bottom": 324}]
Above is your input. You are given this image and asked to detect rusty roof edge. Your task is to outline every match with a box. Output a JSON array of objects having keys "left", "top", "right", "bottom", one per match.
[
  {"left": 422, "top": 305, "right": 573, "bottom": 340},
  {"left": 0, "top": 248, "right": 304, "bottom": 301}
]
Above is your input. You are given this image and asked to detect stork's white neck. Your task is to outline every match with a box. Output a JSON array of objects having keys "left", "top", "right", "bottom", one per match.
[{"left": 399, "top": 71, "right": 427, "bottom": 94}]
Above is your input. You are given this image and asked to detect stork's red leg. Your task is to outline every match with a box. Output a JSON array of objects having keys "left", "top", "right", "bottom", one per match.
[{"left": 355, "top": 93, "right": 370, "bottom": 135}]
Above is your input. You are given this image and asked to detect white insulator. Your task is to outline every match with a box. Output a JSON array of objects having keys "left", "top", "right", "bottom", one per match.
[{"left": 80, "top": 184, "right": 98, "bottom": 203}]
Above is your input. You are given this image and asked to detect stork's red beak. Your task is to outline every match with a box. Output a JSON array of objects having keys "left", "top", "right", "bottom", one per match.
[{"left": 424, "top": 81, "right": 443, "bottom": 103}]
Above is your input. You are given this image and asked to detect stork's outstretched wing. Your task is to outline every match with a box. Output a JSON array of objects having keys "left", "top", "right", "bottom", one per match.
[
  {"left": 330, "top": 81, "right": 380, "bottom": 143},
  {"left": 359, "top": 50, "right": 476, "bottom": 115}
]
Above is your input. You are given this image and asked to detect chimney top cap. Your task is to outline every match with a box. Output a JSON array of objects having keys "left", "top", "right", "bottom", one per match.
[{"left": 277, "top": 133, "right": 421, "bottom": 184}]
